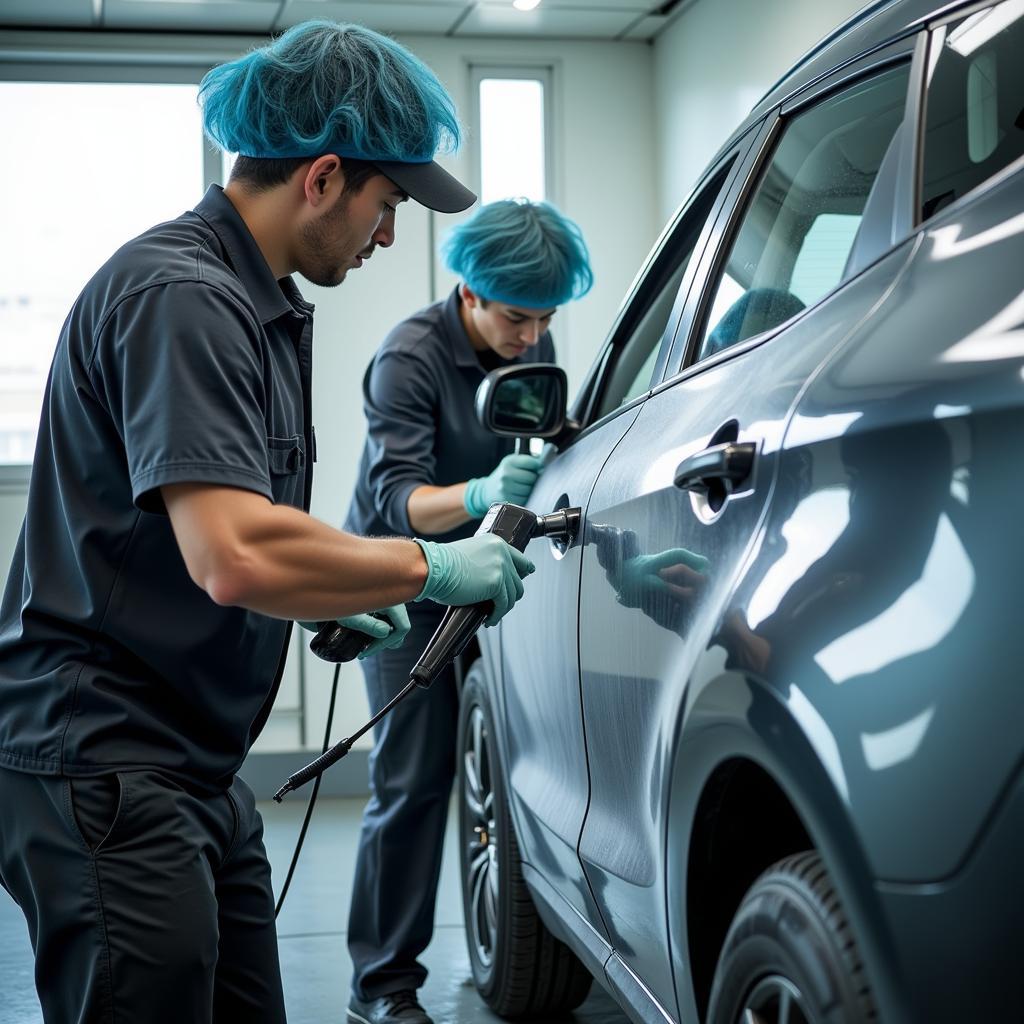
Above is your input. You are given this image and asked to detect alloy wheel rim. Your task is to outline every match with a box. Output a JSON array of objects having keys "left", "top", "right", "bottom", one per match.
[
  {"left": 739, "top": 976, "right": 811, "bottom": 1024},
  {"left": 463, "top": 704, "right": 498, "bottom": 969}
]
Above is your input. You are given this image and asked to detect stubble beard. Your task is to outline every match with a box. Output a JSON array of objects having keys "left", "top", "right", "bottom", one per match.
[{"left": 298, "top": 192, "right": 353, "bottom": 288}]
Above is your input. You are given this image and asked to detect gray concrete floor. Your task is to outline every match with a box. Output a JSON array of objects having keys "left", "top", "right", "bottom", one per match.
[{"left": 1, "top": 796, "right": 628, "bottom": 1023}]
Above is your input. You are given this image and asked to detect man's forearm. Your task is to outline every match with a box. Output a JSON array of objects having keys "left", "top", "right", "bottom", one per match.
[
  {"left": 164, "top": 483, "right": 428, "bottom": 620},
  {"left": 407, "top": 483, "right": 474, "bottom": 535}
]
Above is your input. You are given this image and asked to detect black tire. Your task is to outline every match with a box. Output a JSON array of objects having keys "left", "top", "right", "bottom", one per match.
[
  {"left": 707, "top": 851, "right": 877, "bottom": 1024},
  {"left": 457, "top": 666, "right": 593, "bottom": 1019}
]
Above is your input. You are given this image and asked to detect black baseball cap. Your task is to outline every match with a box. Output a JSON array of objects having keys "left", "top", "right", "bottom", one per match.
[{"left": 371, "top": 157, "right": 476, "bottom": 213}]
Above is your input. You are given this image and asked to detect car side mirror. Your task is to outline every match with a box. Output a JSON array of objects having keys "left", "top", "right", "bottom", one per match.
[{"left": 475, "top": 364, "right": 572, "bottom": 443}]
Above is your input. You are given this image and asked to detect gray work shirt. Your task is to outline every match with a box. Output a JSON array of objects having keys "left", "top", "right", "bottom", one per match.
[
  {"left": 0, "top": 185, "right": 315, "bottom": 789},
  {"left": 344, "top": 287, "right": 554, "bottom": 581}
]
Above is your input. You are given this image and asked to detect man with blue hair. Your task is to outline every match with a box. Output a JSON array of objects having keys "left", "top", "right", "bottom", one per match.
[
  {"left": 344, "top": 198, "right": 593, "bottom": 1024},
  {"left": 0, "top": 22, "right": 535, "bottom": 1024}
]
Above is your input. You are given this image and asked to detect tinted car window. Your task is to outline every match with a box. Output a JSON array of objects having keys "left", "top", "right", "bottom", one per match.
[
  {"left": 594, "top": 162, "right": 734, "bottom": 419},
  {"left": 921, "top": 1, "right": 1024, "bottom": 222},
  {"left": 695, "top": 63, "right": 910, "bottom": 362}
]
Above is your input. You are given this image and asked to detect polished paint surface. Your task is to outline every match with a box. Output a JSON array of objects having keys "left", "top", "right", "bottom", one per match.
[
  {"left": 574, "top": 238, "right": 915, "bottom": 1015},
  {"left": 497, "top": 410, "right": 641, "bottom": 938},
  {"left": 0, "top": 797, "right": 629, "bottom": 1024}
]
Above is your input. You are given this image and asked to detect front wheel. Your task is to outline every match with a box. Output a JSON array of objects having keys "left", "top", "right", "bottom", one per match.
[
  {"left": 707, "top": 851, "right": 877, "bottom": 1024},
  {"left": 457, "top": 666, "right": 592, "bottom": 1018}
]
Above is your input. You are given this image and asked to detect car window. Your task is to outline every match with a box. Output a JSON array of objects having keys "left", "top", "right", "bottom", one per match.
[
  {"left": 694, "top": 62, "right": 910, "bottom": 363},
  {"left": 920, "top": 0, "right": 1024, "bottom": 222},
  {"left": 600, "top": 259, "right": 689, "bottom": 414},
  {"left": 593, "top": 161, "right": 734, "bottom": 420}
]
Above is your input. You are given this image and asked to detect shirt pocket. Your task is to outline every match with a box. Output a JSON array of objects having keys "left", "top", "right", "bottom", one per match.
[{"left": 266, "top": 434, "right": 305, "bottom": 507}]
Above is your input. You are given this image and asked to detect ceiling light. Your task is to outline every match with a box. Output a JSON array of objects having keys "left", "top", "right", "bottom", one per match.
[{"left": 513, "top": 0, "right": 542, "bottom": 11}]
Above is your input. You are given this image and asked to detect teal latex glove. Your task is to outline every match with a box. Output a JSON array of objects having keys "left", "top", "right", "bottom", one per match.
[
  {"left": 414, "top": 533, "right": 535, "bottom": 627},
  {"left": 464, "top": 454, "right": 544, "bottom": 518},
  {"left": 611, "top": 548, "right": 710, "bottom": 609},
  {"left": 297, "top": 603, "right": 411, "bottom": 659}
]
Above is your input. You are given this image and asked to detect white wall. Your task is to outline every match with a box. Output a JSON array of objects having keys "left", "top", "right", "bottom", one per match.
[{"left": 653, "top": 0, "right": 868, "bottom": 221}]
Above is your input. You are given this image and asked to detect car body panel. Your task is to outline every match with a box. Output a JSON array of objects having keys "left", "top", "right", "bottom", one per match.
[
  {"left": 578, "top": 233, "right": 918, "bottom": 1016},
  {"left": 492, "top": 119, "right": 770, "bottom": 940},
  {"left": 498, "top": 405, "right": 642, "bottom": 939},
  {"left": 875, "top": 767, "right": 1024, "bottom": 1021},
  {"left": 665, "top": 689, "right": 910, "bottom": 1023},
  {"left": 471, "top": 2, "right": 1024, "bottom": 1020},
  {"left": 663, "top": 162, "right": 1024, "bottom": 1022},
  {"left": 749, "top": 0, "right": 960, "bottom": 123},
  {"left": 755, "top": 164, "right": 1024, "bottom": 883}
]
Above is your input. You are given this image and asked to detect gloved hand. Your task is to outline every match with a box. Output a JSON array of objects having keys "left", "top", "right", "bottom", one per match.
[
  {"left": 464, "top": 454, "right": 544, "bottom": 518},
  {"left": 414, "top": 533, "right": 535, "bottom": 626},
  {"left": 610, "top": 548, "right": 710, "bottom": 609},
  {"left": 298, "top": 603, "right": 411, "bottom": 659}
]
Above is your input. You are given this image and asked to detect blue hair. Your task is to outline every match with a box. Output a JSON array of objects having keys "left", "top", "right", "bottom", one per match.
[
  {"left": 441, "top": 199, "right": 593, "bottom": 308},
  {"left": 199, "top": 21, "right": 460, "bottom": 162}
]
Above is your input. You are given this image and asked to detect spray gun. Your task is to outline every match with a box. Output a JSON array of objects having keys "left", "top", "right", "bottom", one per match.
[{"left": 273, "top": 501, "right": 580, "bottom": 802}]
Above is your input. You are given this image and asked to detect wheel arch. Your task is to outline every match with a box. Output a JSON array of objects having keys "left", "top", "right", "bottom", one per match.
[{"left": 665, "top": 670, "right": 909, "bottom": 1023}]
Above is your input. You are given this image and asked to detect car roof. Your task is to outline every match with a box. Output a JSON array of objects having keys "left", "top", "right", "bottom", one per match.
[{"left": 706, "top": 0, "right": 973, "bottom": 167}]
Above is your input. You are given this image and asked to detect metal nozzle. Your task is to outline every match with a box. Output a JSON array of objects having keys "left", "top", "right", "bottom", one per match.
[{"left": 534, "top": 508, "right": 581, "bottom": 544}]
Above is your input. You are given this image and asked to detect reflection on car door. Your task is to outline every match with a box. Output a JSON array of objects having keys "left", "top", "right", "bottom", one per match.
[
  {"left": 496, "top": 147, "right": 751, "bottom": 951},
  {"left": 576, "top": 57, "right": 916, "bottom": 1016}
]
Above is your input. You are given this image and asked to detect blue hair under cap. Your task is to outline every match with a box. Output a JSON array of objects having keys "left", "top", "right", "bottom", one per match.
[
  {"left": 441, "top": 199, "right": 593, "bottom": 309},
  {"left": 199, "top": 21, "right": 460, "bottom": 164}
]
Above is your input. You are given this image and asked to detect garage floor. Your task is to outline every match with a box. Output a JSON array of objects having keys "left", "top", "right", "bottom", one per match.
[{"left": 1, "top": 796, "right": 628, "bottom": 1024}]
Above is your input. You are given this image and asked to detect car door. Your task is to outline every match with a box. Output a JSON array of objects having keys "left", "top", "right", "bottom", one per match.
[
  {"left": 575, "top": 42, "right": 921, "bottom": 1018},
  {"left": 493, "top": 136, "right": 755, "bottom": 954}
]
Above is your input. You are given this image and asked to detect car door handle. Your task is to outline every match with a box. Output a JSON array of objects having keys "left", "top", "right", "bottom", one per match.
[{"left": 673, "top": 442, "right": 756, "bottom": 494}]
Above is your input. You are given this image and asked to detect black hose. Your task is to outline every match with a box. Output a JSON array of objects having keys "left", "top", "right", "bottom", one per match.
[{"left": 274, "top": 661, "right": 340, "bottom": 919}]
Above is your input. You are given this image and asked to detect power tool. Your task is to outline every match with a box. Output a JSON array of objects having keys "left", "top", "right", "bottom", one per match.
[{"left": 274, "top": 501, "right": 579, "bottom": 801}]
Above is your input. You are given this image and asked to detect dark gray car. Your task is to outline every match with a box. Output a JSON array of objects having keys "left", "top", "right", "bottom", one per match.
[{"left": 456, "top": 1, "right": 1024, "bottom": 1021}]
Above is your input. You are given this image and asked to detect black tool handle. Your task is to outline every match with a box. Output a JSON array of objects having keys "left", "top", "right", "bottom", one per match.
[
  {"left": 276, "top": 737, "right": 354, "bottom": 800},
  {"left": 309, "top": 611, "right": 391, "bottom": 663},
  {"left": 409, "top": 502, "right": 539, "bottom": 688},
  {"left": 274, "top": 677, "right": 420, "bottom": 800},
  {"left": 277, "top": 503, "right": 540, "bottom": 798},
  {"left": 410, "top": 604, "right": 490, "bottom": 687}
]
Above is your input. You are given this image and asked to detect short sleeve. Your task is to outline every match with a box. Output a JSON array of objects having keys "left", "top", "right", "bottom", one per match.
[
  {"left": 89, "top": 281, "right": 273, "bottom": 514},
  {"left": 363, "top": 348, "right": 440, "bottom": 536}
]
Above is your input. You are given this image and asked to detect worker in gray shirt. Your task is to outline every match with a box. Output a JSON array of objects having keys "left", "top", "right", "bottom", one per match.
[{"left": 343, "top": 199, "right": 593, "bottom": 1024}]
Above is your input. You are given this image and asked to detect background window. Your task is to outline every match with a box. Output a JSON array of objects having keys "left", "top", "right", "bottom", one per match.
[
  {"left": 696, "top": 63, "right": 910, "bottom": 362},
  {"left": 0, "top": 80, "right": 204, "bottom": 464},
  {"left": 921, "top": 0, "right": 1024, "bottom": 222},
  {"left": 472, "top": 68, "right": 551, "bottom": 204}
]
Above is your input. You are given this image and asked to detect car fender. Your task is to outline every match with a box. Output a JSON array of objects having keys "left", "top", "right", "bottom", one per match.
[{"left": 665, "top": 667, "right": 910, "bottom": 1024}]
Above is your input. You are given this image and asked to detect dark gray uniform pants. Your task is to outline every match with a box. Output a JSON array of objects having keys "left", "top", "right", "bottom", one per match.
[
  {"left": 348, "top": 612, "right": 459, "bottom": 1000},
  {"left": 0, "top": 766, "right": 286, "bottom": 1024}
]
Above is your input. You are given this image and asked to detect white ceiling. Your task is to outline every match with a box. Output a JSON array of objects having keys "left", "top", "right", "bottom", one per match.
[{"left": 0, "top": 0, "right": 680, "bottom": 41}]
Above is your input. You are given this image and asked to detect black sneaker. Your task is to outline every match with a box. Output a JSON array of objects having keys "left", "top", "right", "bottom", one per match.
[{"left": 347, "top": 990, "right": 433, "bottom": 1024}]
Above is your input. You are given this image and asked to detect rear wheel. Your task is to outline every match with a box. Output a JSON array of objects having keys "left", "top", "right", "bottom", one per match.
[
  {"left": 707, "top": 851, "right": 877, "bottom": 1024},
  {"left": 458, "top": 667, "right": 592, "bottom": 1018}
]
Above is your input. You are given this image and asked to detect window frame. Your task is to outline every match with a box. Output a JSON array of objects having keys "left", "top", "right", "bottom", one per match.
[
  {"left": 660, "top": 34, "right": 923, "bottom": 386},
  {"left": 0, "top": 55, "right": 221, "bottom": 480},
  {"left": 468, "top": 63, "right": 555, "bottom": 205},
  {"left": 564, "top": 121, "right": 764, "bottom": 445}
]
